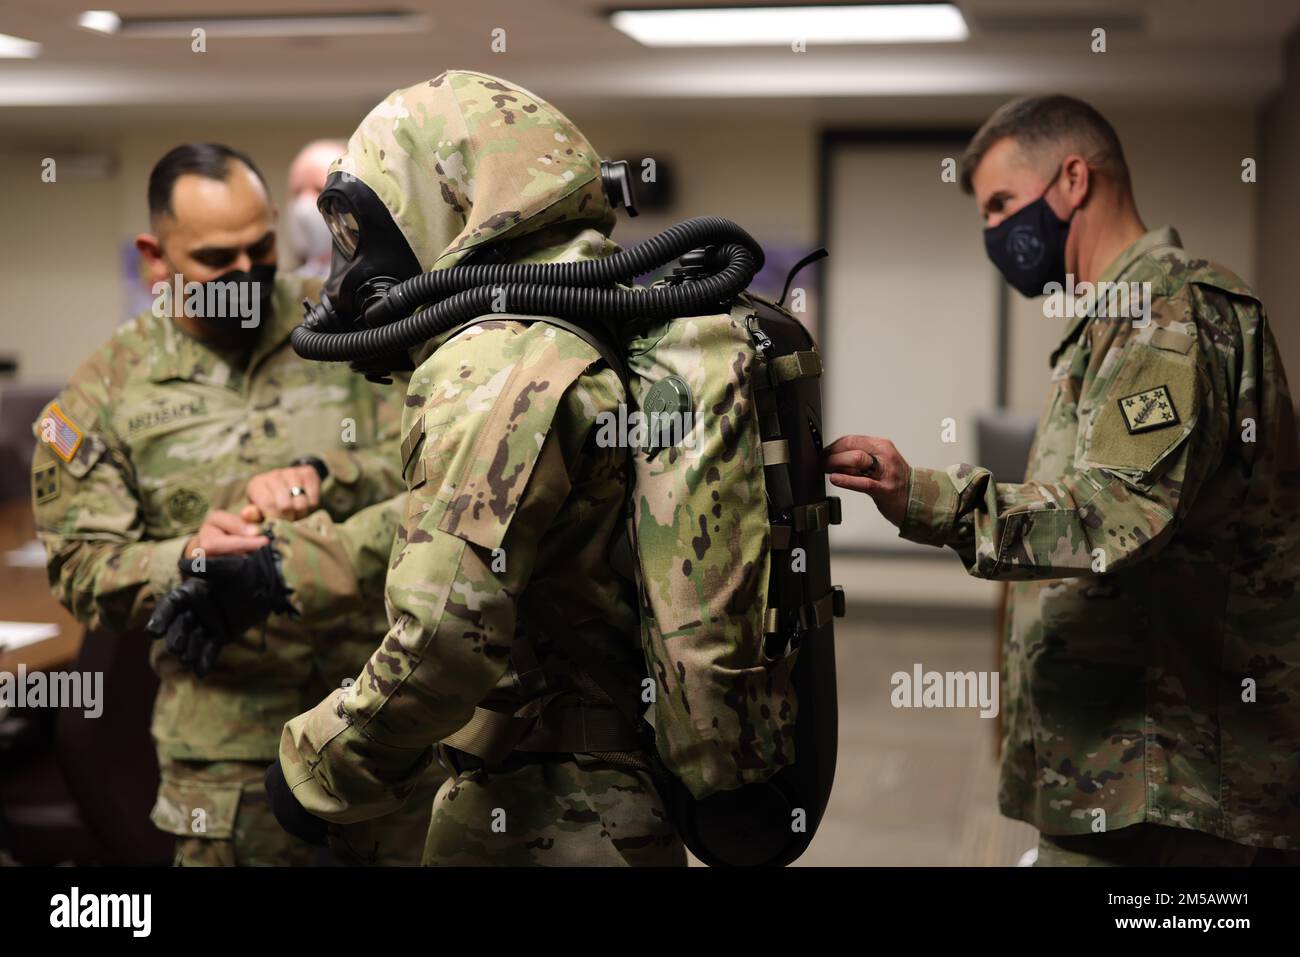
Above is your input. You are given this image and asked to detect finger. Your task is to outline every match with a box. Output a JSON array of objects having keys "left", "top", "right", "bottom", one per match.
[
  {"left": 204, "top": 532, "right": 270, "bottom": 557},
  {"left": 295, "top": 466, "right": 323, "bottom": 502},
  {"left": 829, "top": 472, "right": 887, "bottom": 496},
  {"left": 824, "top": 435, "right": 877, "bottom": 455},
  {"left": 267, "top": 473, "right": 294, "bottom": 516},
  {"left": 207, "top": 510, "right": 263, "bottom": 538},
  {"left": 165, "top": 609, "right": 193, "bottom": 660},
  {"left": 147, "top": 589, "right": 182, "bottom": 636},
  {"left": 287, "top": 477, "right": 313, "bottom": 518},
  {"left": 824, "top": 450, "right": 875, "bottom": 473},
  {"left": 240, "top": 503, "right": 264, "bottom": 524},
  {"left": 196, "top": 636, "right": 222, "bottom": 679}
]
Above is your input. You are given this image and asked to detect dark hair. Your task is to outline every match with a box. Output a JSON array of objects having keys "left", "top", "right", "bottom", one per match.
[
  {"left": 147, "top": 142, "right": 269, "bottom": 222},
  {"left": 959, "top": 94, "right": 1130, "bottom": 194}
]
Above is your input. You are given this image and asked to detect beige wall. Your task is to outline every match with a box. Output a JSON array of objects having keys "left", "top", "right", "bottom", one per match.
[{"left": 0, "top": 105, "right": 1266, "bottom": 403}]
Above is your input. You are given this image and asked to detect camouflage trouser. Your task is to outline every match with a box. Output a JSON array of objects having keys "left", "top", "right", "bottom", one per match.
[
  {"left": 1036, "top": 824, "right": 1300, "bottom": 866},
  {"left": 153, "top": 758, "right": 442, "bottom": 867},
  {"left": 423, "top": 755, "right": 686, "bottom": 866}
]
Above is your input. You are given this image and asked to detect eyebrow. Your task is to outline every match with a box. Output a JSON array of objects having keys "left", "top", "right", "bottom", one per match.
[{"left": 189, "top": 229, "right": 275, "bottom": 258}]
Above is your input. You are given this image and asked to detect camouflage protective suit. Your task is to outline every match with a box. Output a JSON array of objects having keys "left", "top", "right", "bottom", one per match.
[
  {"left": 32, "top": 274, "right": 440, "bottom": 865},
  {"left": 901, "top": 228, "right": 1300, "bottom": 852},
  {"left": 279, "top": 71, "right": 686, "bottom": 866}
]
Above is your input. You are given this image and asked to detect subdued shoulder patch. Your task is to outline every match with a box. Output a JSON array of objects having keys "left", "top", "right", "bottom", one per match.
[
  {"left": 39, "top": 402, "right": 85, "bottom": 463},
  {"left": 33, "top": 462, "right": 60, "bottom": 504},
  {"left": 1118, "top": 385, "right": 1179, "bottom": 434}
]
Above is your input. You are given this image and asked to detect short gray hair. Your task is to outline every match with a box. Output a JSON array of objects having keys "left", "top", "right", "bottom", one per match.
[{"left": 959, "top": 94, "right": 1130, "bottom": 194}]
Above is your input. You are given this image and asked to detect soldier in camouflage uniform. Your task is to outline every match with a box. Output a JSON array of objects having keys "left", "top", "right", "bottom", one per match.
[
  {"left": 826, "top": 95, "right": 1300, "bottom": 864},
  {"left": 32, "top": 143, "right": 439, "bottom": 866},
  {"left": 271, "top": 71, "right": 686, "bottom": 866}
]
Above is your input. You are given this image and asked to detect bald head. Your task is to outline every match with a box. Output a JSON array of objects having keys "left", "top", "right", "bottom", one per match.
[{"left": 289, "top": 139, "right": 346, "bottom": 202}]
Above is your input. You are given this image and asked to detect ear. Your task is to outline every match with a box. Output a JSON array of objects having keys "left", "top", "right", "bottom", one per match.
[
  {"left": 1061, "top": 154, "right": 1091, "bottom": 210},
  {"left": 135, "top": 232, "right": 170, "bottom": 285}
]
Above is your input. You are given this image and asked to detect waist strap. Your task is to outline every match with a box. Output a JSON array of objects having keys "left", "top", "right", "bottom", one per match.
[{"left": 441, "top": 697, "right": 642, "bottom": 765}]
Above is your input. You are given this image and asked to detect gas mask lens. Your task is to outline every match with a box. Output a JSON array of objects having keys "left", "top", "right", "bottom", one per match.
[{"left": 318, "top": 192, "right": 360, "bottom": 259}]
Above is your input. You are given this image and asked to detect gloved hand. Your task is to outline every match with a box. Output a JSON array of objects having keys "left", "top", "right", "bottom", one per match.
[
  {"left": 264, "top": 760, "right": 329, "bottom": 846},
  {"left": 145, "top": 544, "right": 293, "bottom": 678}
]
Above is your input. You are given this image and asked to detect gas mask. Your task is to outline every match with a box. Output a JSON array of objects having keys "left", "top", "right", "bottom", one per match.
[{"left": 311, "top": 170, "right": 424, "bottom": 332}]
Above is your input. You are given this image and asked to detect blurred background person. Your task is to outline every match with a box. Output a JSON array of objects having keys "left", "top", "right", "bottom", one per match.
[{"left": 283, "top": 138, "right": 345, "bottom": 279}]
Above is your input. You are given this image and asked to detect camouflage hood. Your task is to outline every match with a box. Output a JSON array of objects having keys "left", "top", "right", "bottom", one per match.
[{"left": 333, "top": 70, "right": 616, "bottom": 271}]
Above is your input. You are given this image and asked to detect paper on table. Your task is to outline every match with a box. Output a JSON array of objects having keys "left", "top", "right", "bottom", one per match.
[
  {"left": 6, "top": 540, "right": 47, "bottom": 569},
  {"left": 0, "top": 621, "right": 61, "bottom": 652}
]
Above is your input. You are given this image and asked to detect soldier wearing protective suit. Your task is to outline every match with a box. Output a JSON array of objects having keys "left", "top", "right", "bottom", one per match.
[{"left": 264, "top": 71, "right": 687, "bottom": 866}]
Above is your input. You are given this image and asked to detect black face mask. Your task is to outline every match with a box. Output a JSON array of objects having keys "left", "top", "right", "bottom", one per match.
[
  {"left": 983, "top": 166, "right": 1074, "bottom": 298},
  {"left": 315, "top": 171, "right": 423, "bottom": 330},
  {"left": 177, "top": 262, "right": 277, "bottom": 342}
]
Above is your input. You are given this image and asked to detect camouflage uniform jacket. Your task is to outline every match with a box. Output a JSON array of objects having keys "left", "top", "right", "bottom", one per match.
[
  {"left": 901, "top": 228, "right": 1300, "bottom": 847},
  {"left": 32, "top": 274, "right": 406, "bottom": 761},
  {"left": 278, "top": 316, "right": 644, "bottom": 823}
]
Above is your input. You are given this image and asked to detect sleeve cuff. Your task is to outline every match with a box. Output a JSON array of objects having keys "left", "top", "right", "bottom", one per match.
[
  {"left": 898, "top": 466, "right": 961, "bottom": 548},
  {"left": 267, "top": 511, "right": 363, "bottom": 620},
  {"left": 314, "top": 450, "right": 362, "bottom": 516},
  {"left": 148, "top": 535, "right": 190, "bottom": 591}
]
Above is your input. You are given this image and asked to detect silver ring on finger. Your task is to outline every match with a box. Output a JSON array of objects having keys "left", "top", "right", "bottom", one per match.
[
  {"left": 289, "top": 486, "right": 306, "bottom": 498},
  {"left": 865, "top": 453, "right": 879, "bottom": 475}
]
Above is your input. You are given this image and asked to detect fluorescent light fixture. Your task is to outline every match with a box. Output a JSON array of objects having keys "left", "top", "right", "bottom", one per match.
[
  {"left": 611, "top": 3, "right": 968, "bottom": 46},
  {"left": 76, "top": 9, "right": 426, "bottom": 38},
  {"left": 78, "top": 10, "right": 122, "bottom": 33},
  {"left": 0, "top": 32, "right": 42, "bottom": 57}
]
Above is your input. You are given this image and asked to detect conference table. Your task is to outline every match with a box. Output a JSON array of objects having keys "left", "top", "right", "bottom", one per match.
[{"left": 0, "top": 499, "right": 82, "bottom": 675}]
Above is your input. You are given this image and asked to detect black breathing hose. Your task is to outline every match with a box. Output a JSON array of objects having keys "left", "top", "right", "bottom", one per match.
[{"left": 291, "top": 216, "right": 765, "bottom": 363}]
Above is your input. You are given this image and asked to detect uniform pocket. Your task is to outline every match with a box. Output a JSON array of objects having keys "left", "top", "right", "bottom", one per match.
[
  {"left": 150, "top": 773, "right": 242, "bottom": 839},
  {"left": 1078, "top": 341, "right": 1201, "bottom": 479}
]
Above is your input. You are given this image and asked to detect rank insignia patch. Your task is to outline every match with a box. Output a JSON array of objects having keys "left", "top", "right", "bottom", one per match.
[
  {"left": 34, "top": 462, "right": 60, "bottom": 503},
  {"left": 1118, "top": 385, "right": 1179, "bottom": 434},
  {"left": 41, "top": 403, "right": 84, "bottom": 463}
]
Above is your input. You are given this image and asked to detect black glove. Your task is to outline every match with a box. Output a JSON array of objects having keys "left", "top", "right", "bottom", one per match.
[
  {"left": 264, "top": 760, "right": 329, "bottom": 846},
  {"left": 145, "top": 544, "right": 293, "bottom": 678}
]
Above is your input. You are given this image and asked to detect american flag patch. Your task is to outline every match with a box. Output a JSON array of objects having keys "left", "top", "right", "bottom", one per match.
[{"left": 43, "top": 403, "right": 84, "bottom": 463}]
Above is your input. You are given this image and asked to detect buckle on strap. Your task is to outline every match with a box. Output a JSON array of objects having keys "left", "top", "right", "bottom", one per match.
[
  {"left": 797, "top": 586, "right": 846, "bottom": 630},
  {"left": 792, "top": 497, "right": 842, "bottom": 533},
  {"left": 762, "top": 439, "right": 790, "bottom": 466},
  {"left": 770, "top": 351, "right": 823, "bottom": 385},
  {"left": 771, "top": 497, "right": 842, "bottom": 550}
]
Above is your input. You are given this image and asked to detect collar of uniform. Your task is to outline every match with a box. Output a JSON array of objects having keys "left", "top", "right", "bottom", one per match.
[
  {"left": 1097, "top": 226, "right": 1182, "bottom": 287},
  {"left": 1048, "top": 225, "right": 1183, "bottom": 366}
]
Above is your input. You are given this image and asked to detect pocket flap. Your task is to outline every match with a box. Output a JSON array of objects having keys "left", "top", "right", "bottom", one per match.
[
  {"left": 1080, "top": 341, "right": 1201, "bottom": 477},
  {"left": 150, "top": 777, "right": 242, "bottom": 839}
]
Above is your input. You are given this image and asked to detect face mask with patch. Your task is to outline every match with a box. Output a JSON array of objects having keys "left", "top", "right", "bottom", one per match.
[{"left": 983, "top": 164, "right": 1074, "bottom": 298}]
